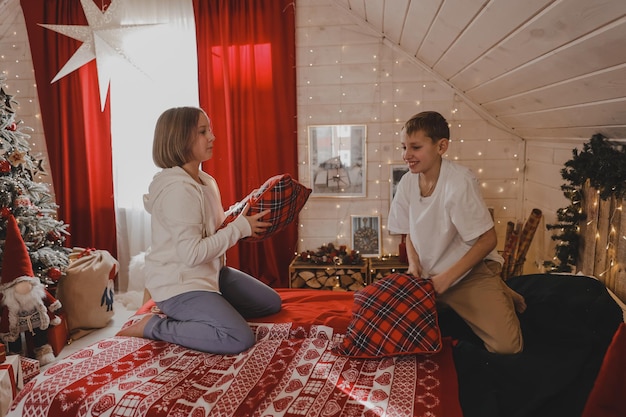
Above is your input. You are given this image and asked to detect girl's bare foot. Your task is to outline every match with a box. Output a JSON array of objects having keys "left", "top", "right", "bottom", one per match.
[{"left": 116, "top": 314, "right": 154, "bottom": 338}]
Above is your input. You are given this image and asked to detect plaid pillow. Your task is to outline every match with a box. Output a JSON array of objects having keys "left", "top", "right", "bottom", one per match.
[
  {"left": 334, "top": 273, "right": 441, "bottom": 358},
  {"left": 219, "top": 174, "right": 311, "bottom": 241}
]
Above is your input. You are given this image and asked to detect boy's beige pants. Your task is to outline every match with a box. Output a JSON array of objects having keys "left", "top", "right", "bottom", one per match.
[{"left": 437, "top": 260, "right": 523, "bottom": 354}]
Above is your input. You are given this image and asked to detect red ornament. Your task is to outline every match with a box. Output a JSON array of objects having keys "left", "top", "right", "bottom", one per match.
[
  {"left": 46, "top": 230, "right": 61, "bottom": 242},
  {"left": 7, "top": 123, "right": 17, "bottom": 131},
  {"left": 47, "top": 267, "right": 63, "bottom": 281},
  {"left": 13, "top": 195, "right": 31, "bottom": 207},
  {"left": 0, "top": 160, "right": 10, "bottom": 173},
  {"left": 0, "top": 207, "right": 11, "bottom": 218}
]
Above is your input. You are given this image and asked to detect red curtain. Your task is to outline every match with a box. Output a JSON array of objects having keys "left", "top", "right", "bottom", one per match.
[
  {"left": 193, "top": 0, "right": 297, "bottom": 287},
  {"left": 20, "top": 1, "right": 297, "bottom": 285},
  {"left": 20, "top": 1, "right": 117, "bottom": 257}
]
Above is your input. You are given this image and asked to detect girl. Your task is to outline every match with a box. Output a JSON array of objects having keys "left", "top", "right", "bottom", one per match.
[{"left": 117, "top": 107, "right": 281, "bottom": 354}]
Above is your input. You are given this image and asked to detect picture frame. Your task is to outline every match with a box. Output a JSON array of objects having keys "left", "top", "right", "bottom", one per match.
[
  {"left": 351, "top": 215, "right": 382, "bottom": 258},
  {"left": 390, "top": 163, "right": 409, "bottom": 206},
  {"left": 308, "top": 124, "right": 366, "bottom": 197}
]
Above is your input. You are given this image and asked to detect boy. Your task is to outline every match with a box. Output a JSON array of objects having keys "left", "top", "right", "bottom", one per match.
[{"left": 388, "top": 111, "right": 525, "bottom": 354}]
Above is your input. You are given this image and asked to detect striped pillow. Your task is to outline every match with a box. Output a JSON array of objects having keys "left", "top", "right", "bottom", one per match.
[
  {"left": 219, "top": 174, "right": 311, "bottom": 241},
  {"left": 334, "top": 273, "right": 441, "bottom": 358}
]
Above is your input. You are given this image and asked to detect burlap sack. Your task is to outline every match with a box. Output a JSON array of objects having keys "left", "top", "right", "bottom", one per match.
[{"left": 55, "top": 247, "right": 119, "bottom": 340}]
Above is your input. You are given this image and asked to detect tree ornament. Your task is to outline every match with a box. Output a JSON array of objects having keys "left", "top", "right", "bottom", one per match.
[
  {"left": 0, "top": 207, "right": 11, "bottom": 218},
  {"left": 13, "top": 195, "right": 31, "bottom": 207},
  {"left": 46, "top": 230, "right": 61, "bottom": 243},
  {"left": 0, "top": 215, "right": 62, "bottom": 365},
  {"left": 46, "top": 267, "right": 63, "bottom": 281},
  {"left": 0, "top": 88, "right": 16, "bottom": 113},
  {"left": 8, "top": 150, "right": 26, "bottom": 167},
  {"left": 0, "top": 160, "right": 11, "bottom": 173}
]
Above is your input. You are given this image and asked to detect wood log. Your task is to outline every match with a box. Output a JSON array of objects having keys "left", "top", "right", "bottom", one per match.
[
  {"left": 323, "top": 276, "right": 338, "bottom": 287},
  {"left": 352, "top": 272, "right": 364, "bottom": 283},
  {"left": 305, "top": 276, "right": 321, "bottom": 288},
  {"left": 291, "top": 275, "right": 305, "bottom": 288},
  {"left": 578, "top": 182, "right": 599, "bottom": 275},
  {"left": 512, "top": 208, "right": 542, "bottom": 277},
  {"left": 340, "top": 275, "right": 353, "bottom": 286},
  {"left": 348, "top": 282, "right": 365, "bottom": 291},
  {"left": 501, "top": 221, "right": 519, "bottom": 280},
  {"left": 593, "top": 196, "right": 611, "bottom": 280},
  {"left": 299, "top": 270, "right": 315, "bottom": 280},
  {"left": 614, "top": 200, "right": 626, "bottom": 302},
  {"left": 505, "top": 222, "right": 522, "bottom": 279}
]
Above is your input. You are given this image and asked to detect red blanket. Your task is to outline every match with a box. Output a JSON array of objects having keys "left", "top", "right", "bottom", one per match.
[
  {"left": 9, "top": 289, "right": 463, "bottom": 417},
  {"left": 136, "top": 288, "right": 356, "bottom": 333}
]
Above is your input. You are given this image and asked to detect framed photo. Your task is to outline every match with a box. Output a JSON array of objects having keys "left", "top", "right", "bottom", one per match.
[
  {"left": 351, "top": 215, "right": 382, "bottom": 258},
  {"left": 390, "top": 164, "right": 409, "bottom": 205},
  {"left": 308, "top": 124, "right": 366, "bottom": 197}
]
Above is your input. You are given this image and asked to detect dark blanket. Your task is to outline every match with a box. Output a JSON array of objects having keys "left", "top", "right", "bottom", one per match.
[{"left": 438, "top": 273, "right": 624, "bottom": 417}]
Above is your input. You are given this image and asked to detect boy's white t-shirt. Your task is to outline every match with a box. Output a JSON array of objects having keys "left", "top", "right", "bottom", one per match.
[{"left": 388, "top": 159, "right": 503, "bottom": 282}]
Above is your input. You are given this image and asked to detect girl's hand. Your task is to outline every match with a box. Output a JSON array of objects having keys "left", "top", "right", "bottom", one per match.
[{"left": 241, "top": 203, "right": 272, "bottom": 238}]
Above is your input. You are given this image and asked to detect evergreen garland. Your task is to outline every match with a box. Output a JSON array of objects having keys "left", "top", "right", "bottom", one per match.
[
  {"left": 297, "top": 242, "right": 363, "bottom": 265},
  {"left": 547, "top": 134, "right": 626, "bottom": 272}
]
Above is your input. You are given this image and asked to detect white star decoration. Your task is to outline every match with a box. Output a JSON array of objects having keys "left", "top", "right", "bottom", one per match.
[{"left": 39, "top": 0, "right": 159, "bottom": 110}]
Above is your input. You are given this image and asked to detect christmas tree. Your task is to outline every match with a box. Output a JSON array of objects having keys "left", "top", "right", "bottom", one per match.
[{"left": 0, "top": 75, "right": 70, "bottom": 286}]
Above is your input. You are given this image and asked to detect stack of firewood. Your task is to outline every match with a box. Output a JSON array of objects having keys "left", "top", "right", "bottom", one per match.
[{"left": 290, "top": 267, "right": 367, "bottom": 291}]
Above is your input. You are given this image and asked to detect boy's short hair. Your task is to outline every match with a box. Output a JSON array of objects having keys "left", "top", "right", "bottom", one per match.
[
  {"left": 403, "top": 111, "right": 450, "bottom": 141},
  {"left": 152, "top": 107, "right": 205, "bottom": 168}
]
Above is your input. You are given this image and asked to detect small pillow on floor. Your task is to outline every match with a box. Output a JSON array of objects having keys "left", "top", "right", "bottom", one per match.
[
  {"left": 219, "top": 174, "right": 311, "bottom": 241},
  {"left": 334, "top": 273, "right": 441, "bottom": 358}
]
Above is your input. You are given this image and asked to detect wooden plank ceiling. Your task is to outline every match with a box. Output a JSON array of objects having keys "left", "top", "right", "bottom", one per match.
[{"left": 335, "top": 0, "right": 626, "bottom": 142}]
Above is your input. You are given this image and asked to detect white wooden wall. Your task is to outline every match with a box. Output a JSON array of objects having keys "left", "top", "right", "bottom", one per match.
[
  {"left": 1, "top": 0, "right": 581, "bottom": 274},
  {"left": 295, "top": 0, "right": 547, "bottom": 270},
  {"left": 522, "top": 140, "right": 580, "bottom": 270}
]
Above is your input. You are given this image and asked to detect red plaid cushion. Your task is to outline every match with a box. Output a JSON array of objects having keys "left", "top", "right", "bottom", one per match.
[
  {"left": 334, "top": 273, "right": 441, "bottom": 358},
  {"left": 219, "top": 174, "right": 311, "bottom": 241}
]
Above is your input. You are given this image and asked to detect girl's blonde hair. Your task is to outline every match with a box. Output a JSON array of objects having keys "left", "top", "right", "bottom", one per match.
[{"left": 152, "top": 107, "right": 207, "bottom": 168}]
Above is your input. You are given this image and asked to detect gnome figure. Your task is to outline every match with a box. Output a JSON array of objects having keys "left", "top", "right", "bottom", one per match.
[{"left": 0, "top": 215, "right": 62, "bottom": 365}]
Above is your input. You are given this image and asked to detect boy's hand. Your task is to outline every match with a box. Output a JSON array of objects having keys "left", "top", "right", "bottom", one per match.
[
  {"left": 406, "top": 263, "right": 423, "bottom": 278},
  {"left": 430, "top": 273, "right": 456, "bottom": 295}
]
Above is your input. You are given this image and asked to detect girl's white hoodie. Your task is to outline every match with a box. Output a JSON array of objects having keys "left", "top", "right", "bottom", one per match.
[{"left": 142, "top": 167, "right": 251, "bottom": 302}]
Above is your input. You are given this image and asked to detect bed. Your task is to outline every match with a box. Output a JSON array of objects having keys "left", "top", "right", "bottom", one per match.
[{"left": 7, "top": 273, "right": 625, "bottom": 417}]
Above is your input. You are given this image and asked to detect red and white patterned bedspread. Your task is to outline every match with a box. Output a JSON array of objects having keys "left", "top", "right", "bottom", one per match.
[{"left": 8, "top": 322, "right": 462, "bottom": 417}]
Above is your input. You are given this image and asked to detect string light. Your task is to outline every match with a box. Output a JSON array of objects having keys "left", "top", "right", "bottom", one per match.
[
  {"left": 291, "top": 21, "right": 532, "bottom": 257},
  {"left": 1, "top": 15, "right": 55, "bottom": 195}
]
